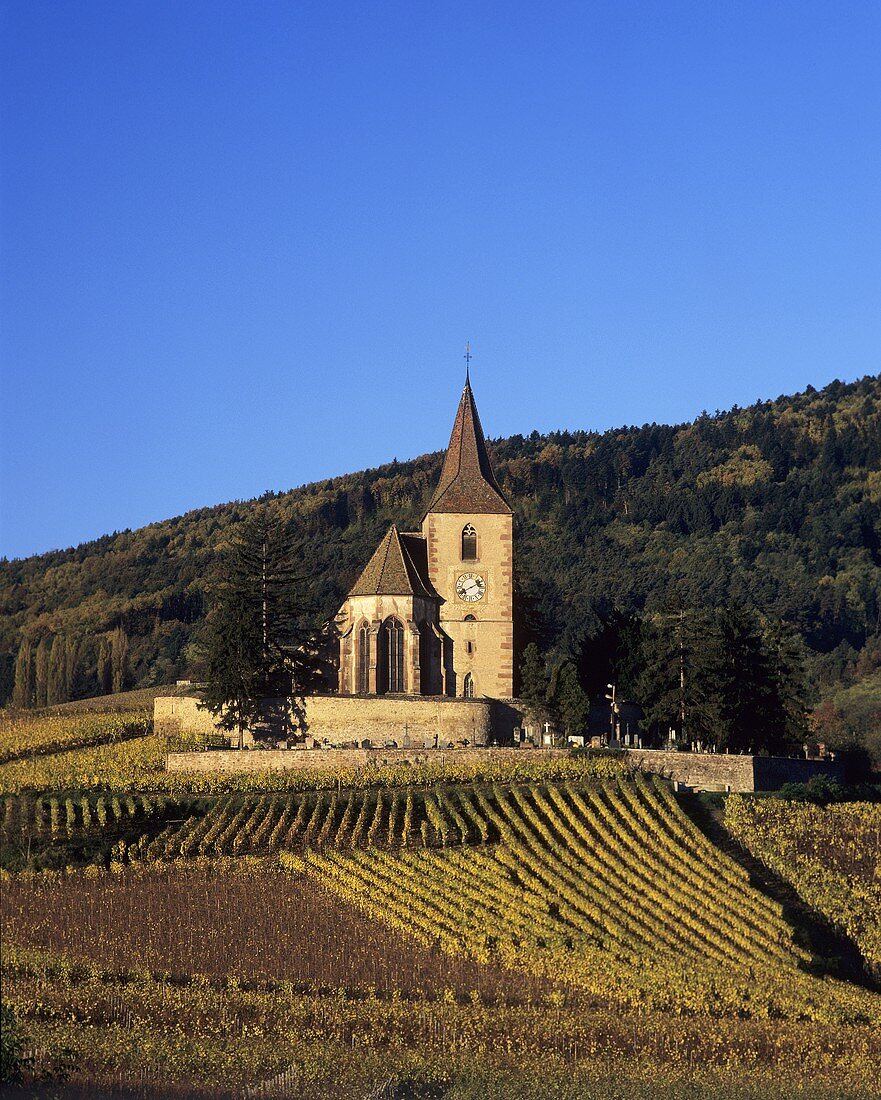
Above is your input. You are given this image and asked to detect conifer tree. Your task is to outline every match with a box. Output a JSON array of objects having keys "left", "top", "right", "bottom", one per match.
[
  {"left": 761, "top": 619, "right": 809, "bottom": 752},
  {"left": 200, "top": 508, "right": 320, "bottom": 745},
  {"left": 12, "top": 640, "right": 34, "bottom": 710},
  {"left": 33, "top": 637, "right": 50, "bottom": 709},
  {"left": 550, "top": 659, "right": 589, "bottom": 735},
  {"left": 519, "top": 643, "right": 550, "bottom": 708}
]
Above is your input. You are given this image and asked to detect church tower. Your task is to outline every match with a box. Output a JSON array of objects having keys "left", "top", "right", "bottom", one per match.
[
  {"left": 335, "top": 372, "right": 513, "bottom": 700},
  {"left": 421, "top": 379, "right": 514, "bottom": 699}
]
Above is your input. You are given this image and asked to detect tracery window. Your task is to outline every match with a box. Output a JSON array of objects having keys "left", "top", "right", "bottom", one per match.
[
  {"left": 379, "top": 617, "right": 405, "bottom": 693},
  {"left": 463, "top": 672, "right": 475, "bottom": 698},
  {"left": 357, "top": 622, "right": 371, "bottom": 694},
  {"left": 461, "top": 524, "right": 477, "bottom": 560}
]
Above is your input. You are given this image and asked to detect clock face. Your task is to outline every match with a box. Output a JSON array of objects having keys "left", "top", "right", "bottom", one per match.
[{"left": 456, "top": 572, "right": 486, "bottom": 602}]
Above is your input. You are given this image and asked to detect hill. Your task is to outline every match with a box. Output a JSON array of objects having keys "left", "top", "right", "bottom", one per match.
[{"left": 2, "top": 374, "right": 880, "bottom": 755}]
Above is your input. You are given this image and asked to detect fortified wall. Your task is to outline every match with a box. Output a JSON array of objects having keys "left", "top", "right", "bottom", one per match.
[{"left": 154, "top": 693, "right": 524, "bottom": 748}]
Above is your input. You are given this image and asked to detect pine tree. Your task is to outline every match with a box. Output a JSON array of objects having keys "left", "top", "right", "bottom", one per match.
[
  {"left": 47, "top": 635, "right": 69, "bottom": 706},
  {"left": 761, "top": 619, "right": 809, "bottom": 752},
  {"left": 200, "top": 508, "right": 320, "bottom": 745},
  {"left": 12, "top": 640, "right": 34, "bottom": 710},
  {"left": 111, "top": 627, "right": 129, "bottom": 694},
  {"left": 33, "top": 637, "right": 50, "bottom": 709},
  {"left": 714, "top": 608, "right": 769, "bottom": 752},
  {"left": 636, "top": 610, "right": 725, "bottom": 748}
]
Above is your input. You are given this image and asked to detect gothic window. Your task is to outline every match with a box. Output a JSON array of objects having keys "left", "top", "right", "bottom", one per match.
[
  {"left": 463, "top": 614, "right": 476, "bottom": 621},
  {"left": 357, "top": 622, "right": 371, "bottom": 694},
  {"left": 379, "top": 617, "right": 405, "bottom": 694},
  {"left": 461, "top": 524, "right": 477, "bottom": 560},
  {"left": 463, "top": 672, "right": 475, "bottom": 698}
]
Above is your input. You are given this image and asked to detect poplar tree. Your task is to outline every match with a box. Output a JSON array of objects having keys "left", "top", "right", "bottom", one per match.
[
  {"left": 33, "top": 638, "right": 50, "bottom": 709},
  {"left": 97, "top": 636, "right": 112, "bottom": 695},
  {"left": 65, "top": 636, "right": 81, "bottom": 700},
  {"left": 47, "top": 635, "right": 69, "bottom": 706},
  {"left": 111, "top": 627, "right": 129, "bottom": 694},
  {"left": 12, "top": 640, "right": 34, "bottom": 710}
]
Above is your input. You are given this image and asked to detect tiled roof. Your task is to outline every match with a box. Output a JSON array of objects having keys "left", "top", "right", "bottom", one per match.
[
  {"left": 348, "top": 525, "right": 437, "bottom": 599},
  {"left": 427, "top": 380, "right": 512, "bottom": 515}
]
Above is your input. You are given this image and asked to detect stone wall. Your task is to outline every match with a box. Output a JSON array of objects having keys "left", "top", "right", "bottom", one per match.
[
  {"left": 623, "top": 748, "right": 845, "bottom": 793},
  {"left": 154, "top": 695, "right": 219, "bottom": 737},
  {"left": 752, "top": 754, "right": 846, "bottom": 791},
  {"left": 154, "top": 693, "right": 526, "bottom": 748},
  {"left": 167, "top": 745, "right": 569, "bottom": 774}
]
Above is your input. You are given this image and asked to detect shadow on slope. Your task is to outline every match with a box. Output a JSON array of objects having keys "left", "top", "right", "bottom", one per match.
[{"left": 677, "top": 792, "right": 878, "bottom": 991}]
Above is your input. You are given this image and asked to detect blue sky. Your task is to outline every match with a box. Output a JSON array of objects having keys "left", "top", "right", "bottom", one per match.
[{"left": 2, "top": 1, "right": 879, "bottom": 560}]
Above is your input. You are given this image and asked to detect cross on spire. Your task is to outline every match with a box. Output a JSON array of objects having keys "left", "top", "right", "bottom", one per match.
[{"left": 464, "top": 341, "right": 472, "bottom": 384}]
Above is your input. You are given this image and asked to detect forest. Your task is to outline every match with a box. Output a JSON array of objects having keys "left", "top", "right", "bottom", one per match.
[{"left": 1, "top": 373, "right": 880, "bottom": 762}]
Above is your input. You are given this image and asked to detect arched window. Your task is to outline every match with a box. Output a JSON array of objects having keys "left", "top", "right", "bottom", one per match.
[
  {"left": 357, "top": 622, "right": 371, "bottom": 694},
  {"left": 461, "top": 524, "right": 477, "bottom": 560},
  {"left": 378, "top": 617, "right": 405, "bottom": 694},
  {"left": 463, "top": 614, "right": 477, "bottom": 622},
  {"left": 463, "top": 673, "right": 475, "bottom": 699}
]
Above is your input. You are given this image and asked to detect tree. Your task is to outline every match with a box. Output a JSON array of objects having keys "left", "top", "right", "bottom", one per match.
[
  {"left": 636, "top": 610, "right": 728, "bottom": 749},
  {"left": 519, "top": 643, "right": 550, "bottom": 709},
  {"left": 97, "top": 635, "right": 112, "bottom": 695},
  {"left": 550, "top": 660, "right": 589, "bottom": 735},
  {"left": 111, "top": 627, "right": 129, "bottom": 694},
  {"left": 200, "top": 508, "right": 321, "bottom": 745},
  {"left": 12, "top": 640, "right": 34, "bottom": 710},
  {"left": 47, "top": 635, "right": 69, "bottom": 706},
  {"left": 33, "top": 637, "right": 50, "bottom": 709}
]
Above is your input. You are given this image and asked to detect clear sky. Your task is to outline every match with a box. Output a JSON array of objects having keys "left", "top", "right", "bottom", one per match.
[{"left": 2, "top": 1, "right": 879, "bottom": 561}]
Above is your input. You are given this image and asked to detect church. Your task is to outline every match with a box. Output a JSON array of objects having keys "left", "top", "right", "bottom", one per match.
[
  {"left": 333, "top": 373, "right": 514, "bottom": 702},
  {"left": 155, "top": 373, "right": 523, "bottom": 748}
]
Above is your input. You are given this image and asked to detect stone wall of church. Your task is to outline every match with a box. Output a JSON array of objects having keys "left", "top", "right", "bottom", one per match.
[
  {"left": 423, "top": 511, "right": 514, "bottom": 697},
  {"left": 154, "top": 693, "right": 520, "bottom": 747}
]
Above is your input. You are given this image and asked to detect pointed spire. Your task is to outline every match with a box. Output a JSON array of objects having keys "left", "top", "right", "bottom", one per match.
[{"left": 426, "top": 380, "right": 511, "bottom": 515}]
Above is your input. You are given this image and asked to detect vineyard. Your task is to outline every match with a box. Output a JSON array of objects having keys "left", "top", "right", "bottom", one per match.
[
  {"left": 0, "top": 709, "right": 629, "bottom": 796},
  {"left": 2, "top": 721, "right": 881, "bottom": 1098},
  {"left": 0, "top": 711, "right": 152, "bottom": 765},
  {"left": 725, "top": 795, "right": 881, "bottom": 971}
]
